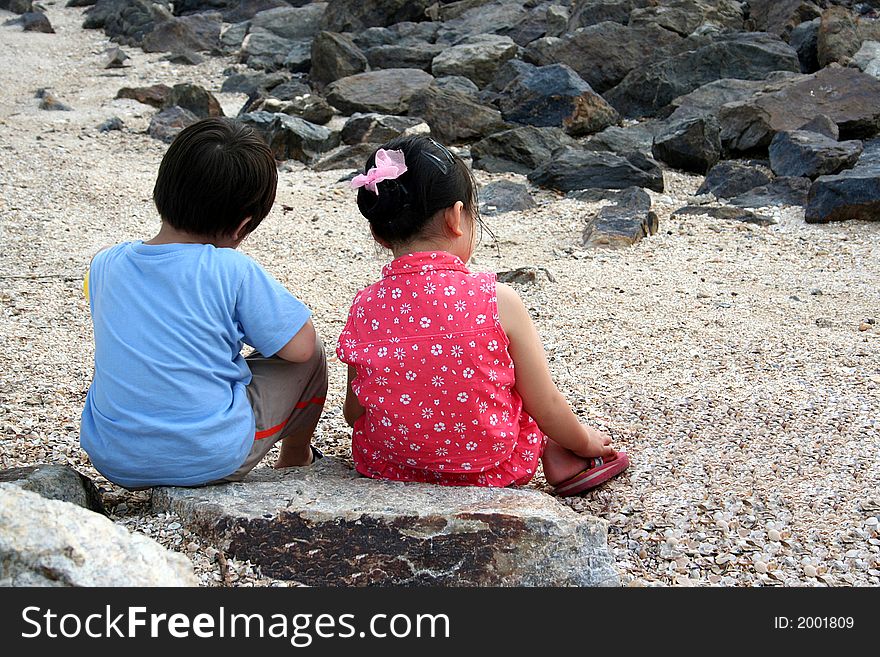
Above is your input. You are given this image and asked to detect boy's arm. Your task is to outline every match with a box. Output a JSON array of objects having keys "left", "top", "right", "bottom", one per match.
[
  {"left": 496, "top": 283, "right": 615, "bottom": 459},
  {"left": 343, "top": 364, "right": 365, "bottom": 427},
  {"left": 274, "top": 319, "right": 317, "bottom": 363}
]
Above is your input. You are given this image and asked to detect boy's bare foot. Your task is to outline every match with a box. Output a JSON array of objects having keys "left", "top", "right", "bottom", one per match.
[{"left": 274, "top": 442, "right": 314, "bottom": 468}]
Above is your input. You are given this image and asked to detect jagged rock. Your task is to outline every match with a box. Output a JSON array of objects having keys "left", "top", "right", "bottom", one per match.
[
  {"left": 221, "top": 0, "right": 288, "bottom": 23},
  {"left": 241, "top": 4, "right": 327, "bottom": 71},
  {"left": 141, "top": 11, "right": 222, "bottom": 53},
  {"left": 312, "top": 142, "right": 378, "bottom": 171},
  {"left": 104, "top": 46, "right": 130, "bottom": 68},
  {"left": 582, "top": 186, "right": 657, "bottom": 248},
  {"left": 268, "top": 78, "right": 311, "bottom": 100},
  {"left": 718, "top": 67, "right": 880, "bottom": 151},
  {"left": 0, "top": 465, "right": 105, "bottom": 513},
  {"left": 524, "top": 22, "right": 685, "bottom": 94},
  {"left": 434, "top": 75, "right": 480, "bottom": 95},
  {"left": 799, "top": 114, "right": 839, "bottom": 140},
  {"left": 37, "top": 89, "right": 71, "bottom": 111},
  {"left": 407, "top": 85, "right": 507, "bottom": 143},
  {"left": 852, "top": 40, "right": 880, "bottom": 78},
  {"left": 101, "top": 0, "right": 174, "bottom": 47},
  {"left": 162, "top": 50, "right": 205, "bottom": 65},
  {"left": 651, "top": 115, "right": 721, "bottom": 174},
  {"left": 240, "top": 111, "right": 340, "bottom": 163},
  {"left": 628, "top": 0, "right": 744, "bottom": 37},
  {"left": 431, "top": 34, "right": 518, "bottom": 89},
  {"left": 566, "top": 0, "right": 644, "bottom": 29},
  {"left": 471, "top": 125, "right": 578, "bottom": 174},
  {"left": 696, "top": 160, "right": 773, "bottom": 199},
  {"left": 790, "top": 18, "right": 821, "bottom": 73},
  {"left": 805, "top": 146, "right": 880, "bottom": 222},
  {"left": 283, "top": 41, "right": 312, "bottom": 73},
  {"left": 0, "top": 485, "right": 197, "bottom": 586},
  {"left": 11, "top": 11, "right": 55, "bottom": 33},
  {"left": 218, "top": 18, "right": 249, "bottom": 51},
  {"left": 496, "top": 266, "right": 555, "bottom": 284},
  {"left": 366, "top": 42, "right": 443, "bottom": 71},
  {"left": 341, "top": 113, "right": 429, "bottom": 145},
  {"left": 98, "top": 116, "right": 125, "bottom": 132},
  {"left": 325, "top": 68, "right": 434, "bottom": 115},
  {"left": 148, "top": 105, "right": 199, "bottom": 143},
  {"left": 483, "top": 58, "right": 535, "bottom": 95},
  {"left": 167, "top": 83, "right": 223, "bottom": 118},
  {"left": 151, "top": 458, "right": 619, "bottom": 586},
  {"left": 116, "top": 83, "right": 172, "bottom": 108},
  {"left": 505, "top": 2, "right": 563, "bottom": 46},
  {"left": 672, "top": 204, "right": 775, "bottom": 225},
  {"left": 0, "top": 0, "right": 34, "bottom": 14},
  {"left": 321, "top": 0, "right": 431, "bottom": 32},
  {"left": 352, "top": 20, "right": 440, "bottom": 50},
  {"left": 728, "top": 176, "right": 812, "bottom": 208},
  {"left": 528, "top": 147, "right": 664, "bottom": 192},
  {"left": 497, "top": 63, "right": 618, "bottom": 136},
  {"left": 747, "top": 0, "right": 821, "bottom": 39},
  {"left": 479, "top": 180, "right": 536, "bottom": 215},
  {"left": 606, "top": 32, "right": 801, "bottom": 118},
  {"left": 583, "top": 122, "right": 659, "bottom": 156},
  {"left": 310, "top": 31, "right": 368, "bottom": 86},
  {"left": 666, "top": 77, "right": 779, "bottom": 122},
  {"left": 251, "top": 95, "right": 334, "bottom": 125},
  {"left": 817, "top": 5, "right": 861, "bottom": 68},
  {"left": 435, "top": 0, "right": 529, "bottom": 45}
]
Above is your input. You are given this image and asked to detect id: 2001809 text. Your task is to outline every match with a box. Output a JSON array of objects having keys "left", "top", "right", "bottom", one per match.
[{"left": 774, "top": 617, "right": 854, "bottom": 630}]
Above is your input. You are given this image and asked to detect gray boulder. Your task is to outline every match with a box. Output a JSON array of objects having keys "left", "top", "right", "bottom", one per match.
[
  {"left": 321, "top": 0, "right": 432, "bottom": 32},
  {"left": 528, "top": 147, "right": 664, "bottom": 192},
  {"left": 148, "top": 106, "right": 199, "bottom": 143},
  {"left": 696, "top": 160, "right": 773, "bottom": 199},
  {"left": 435, "top": 0, "right": 530, "bottom": 45},
  {"left": 607, "top": 32, "right": 801, "bottom": 118},
  {"left": 431, "top": 34, "right": 519, "bottom": 89},
  {"left": 799, "top": 114, "right": 839, "bottom": 140},
  {"left": 310, "top": 31, "right": 368, "bottom": 86},
  {"left": 852, "top": 40, "right": 880, "bottom": 79},
  {"left": 471, "top": 125, "right": 578, "bottom": 174},
  {"left": 141, "top": 11, "right": 221, "bottom": 53},
  {"left": 769, "top": 130, "right": 863, "bottom": 179},
  {"left": 220, "top": 70, "right": 290, "bottom": 96},
  {"left": 581, "top": 186, "right": 658, "bottom": 248},
  {"left": 325, "top": 68, "right": 434, "bottom": 115},
  {"left": 407, "top": 85, "right": 507, "bottom": 144},
  {"left": 312, "top": 143, "right": 379, "bottom": 171},
  {"left": 0, "top": 0, "right": 34, "bottom": 13},
  {"left": 249, "top": 95, "right": 334, "bottom": 125},
  {"left": 728, "top": 176, "right": 812, "bottom": 208},
  {"left": 479, "top": 180, "right": 536, "bottom": 215},
  {"left": 152, "top": 458, "right": 620, "bottom": 586},
  {"left": 672, "top": 204, "right": 775, "bottom": 226},
  {"left": 221, "top": 0, "right": 289, "bottom": 23},
  {"left": 497, "top": 63, "right": 618, "bottom": 136},
  {"left": 651, "top": 115, "right": 721, "bottom": 174},
  {"left": 101, "top": 0, "right": 174, "bottom": 47},
  {"left": 747, "top": 0, "right": 821, "bottom": 39},
  {"left": 628, "top": 0, "right": 745, "bottom": 36},
  {"left": 524, "top": 22, "right": 686, "bottom": 94},
  {"left": 37, "top": 89, "right": 72, "bottom": 111},
  {"left": 341, "top": 113, "right": 429, "bottom": 145},
  {"left": 583, "top": 122, "right": 660, "bottom": 156},
  {"left": 104, "top": 46, "right": 130, "bottom": 68},
  {"left": 13, "top": 11, "right": 55, "bottom": 33},
  {"left": 240, "top": 111, "right": 340, "bottom": 163},
  {"left": 435, "top": 75, "right": 480, "bottom": 95},
  {"left": 167, "top": 83, "right": 224, "bottom": 118},
  {"left": 805, "top": 147, "right": 880, "bottom": 222},
  {"left": 0, "top": 465, "right": 105, "bottom": 513},
  {"left": 566, "top": 0, "right": 644, "bottom": 30},
  {"left": 817, "top": 5, "right": 861, "bottom": 68},
  {"left": 241, "top": 4, "right": 327, "bottom": 70},
  {"left": 0, "top": 485, "right": 197, "bottom": 586},
  {"left": 366, "top": 42, "right": 443, "bottom": 71},
  {"left": 666, "top": 77, "right": 781, "bottom": 122},
  {"left": 116, "top": 83, "right": 172, "bottom": 108},
  {"left": 790, "top": 18, "right": 820, "bottom": 73}
]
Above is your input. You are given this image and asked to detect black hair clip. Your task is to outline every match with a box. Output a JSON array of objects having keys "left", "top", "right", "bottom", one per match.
[
  {"left": 421, "top": 138, "right": 456, "bottom": 175},
  {"left": 421, "top": 151, "right": 449, "bottom": 175}
]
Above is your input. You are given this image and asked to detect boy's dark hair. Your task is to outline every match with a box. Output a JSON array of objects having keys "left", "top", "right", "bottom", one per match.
[
  {"left": 153, "top": 117, "right": 277, "bottom": 238},
  {"left": 356, "top": 135, "right": 485, "bottom": 246}
]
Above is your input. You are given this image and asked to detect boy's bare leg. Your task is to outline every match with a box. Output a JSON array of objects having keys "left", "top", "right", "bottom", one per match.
[{"left": 275, "top": 406, "right": 323, "bottom": 468}]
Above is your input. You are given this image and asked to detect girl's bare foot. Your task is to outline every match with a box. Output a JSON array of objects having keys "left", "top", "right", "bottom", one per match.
[{"left": 541, "top": 426, "right": 618, "bottom": 486}]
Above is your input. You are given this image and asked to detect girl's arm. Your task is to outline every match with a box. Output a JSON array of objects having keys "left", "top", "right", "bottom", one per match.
[
  {"left": 496, "top": 283, "right": 616, "bottom": 459},
  {"left": 343, "top": 364, "right": 366, "bottom": 427}
]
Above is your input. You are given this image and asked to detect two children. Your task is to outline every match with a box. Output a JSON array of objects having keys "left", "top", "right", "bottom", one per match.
[{"left": 81, "top": 120, "right": 627, "bottom": 495}]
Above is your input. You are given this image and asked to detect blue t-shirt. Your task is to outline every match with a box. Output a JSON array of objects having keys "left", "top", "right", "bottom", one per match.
[{"left": 80, "top": 241, "right": 311, "bottom": 488}]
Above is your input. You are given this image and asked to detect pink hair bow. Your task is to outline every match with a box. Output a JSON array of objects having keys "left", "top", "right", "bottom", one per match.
[{"left": 350, "top": 148, "right": 408, "bottom": 195}]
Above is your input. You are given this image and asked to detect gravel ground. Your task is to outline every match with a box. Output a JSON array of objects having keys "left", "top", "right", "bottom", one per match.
[{"left": 1, "top": 6, "right": 878, "bottom": 587}]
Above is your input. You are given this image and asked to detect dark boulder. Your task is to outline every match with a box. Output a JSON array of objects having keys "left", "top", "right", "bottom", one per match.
[
  {"left": 790, "top": 18, "right": 821, "bottom": 73},
  {"left": 148, "top": 106, "right": 200, "bottom": 143},
  {"left": 141, "top": 11, "right": 221, "bottom": 53},
  {"left": 666, "top": 77, "right": 781, "bottom": 122},
  {"left": 606, "top": 32, "right": 801, "bottom": 118},
  {"left": 628, "top": 0, "right": 745, "bottom": 37},
  {"left": 769, "top": 130, "right": 862, "bottom": 179},
  {"left": 11, "top": 12, "right": 55, "bottom": 33},
  {"left": 747, "top": 0, "right": 821, "bottom": 39},
  {"left": 497, "top": 63, "right": 618, "bottom": 136},
  {"left": 310, "top": 31, "right": 368, "bottom": 86},
  {"left": 241, "top": 4, "right": 327, "bottom": 71},
  {"left": 221, "top": 0, "right": 289, "bottom": 23},
  {"left": 696, "top": 161, "right": 773, "bottom": 199},
  {"left": 817, "top": 5, "right": 861, "bottom": 68},
  {"left": 366, "top": 42, "right": 443, "bottom": 71},
  {"left": 435, "top": 1, "right": 530, "bottom": 45},
  {"left": 583, "top": 122, "right": 660, "bottom": 157},
  {"left": 479, "top": 180, "right": 536, "bottom": 215},
  {"left": 162, "top": 50, "right": 204, "bottom": 65},
  {"left": 431, "top": 34, "right": 519, "bottom": 89},
  {"left": 435, "top": 75, "right": 480, "bottom": 95},
  {"left": 0, "top": 465, "right": 105, "bottom": 513},
  {"left": 312, "top": 143, "right": 378, "bottom": 172},
  {"left": 250, "top": 95, "right": 334, "bottom": 125},
  {"left": 98, "top": 116, "right": 125, "bottom": 132},
  {"left": 651, "top": 115, "right": 721, "bottom": 174},
  {"left": 341, "top": 113, "right": 429, "bottom": 145},
  {"left": 0, "top": 0, "right": 34, "bottom": 13},
  {"left": 566, "top": 0, "right": 643, "bottom": 30},
  {"left": 407, "top": 85, "right": 507, "bottom": 144},
  {"left": 240, "top": 111, "right": 340, "bottom": 163},
  {"left": 321, "top": 0, "right": 431, "bottom": 32},
  {"left": 104, "top": 46, "right": 130, "bottom": 68},
  {"left": 799, "top": 114, "right": 839, "bottom": 140},
  {"left": 116, "top": 84, "right": 172, "bottom": 108},
  {"left": 36, "top": 89, "right": 71, "bottom": 111},
  {"left": 672, "top": 204, "right": 775, "bottom": 226},
  {"left": 471, "top": 126, "right": 578, "bottom": 174},
  {"left": 582, "top": 186, "right": 658, "bottom": 248},
  {"left": 528, "top": 147, "right": 664, "bottom": 192},
  {"left": 167, "top": 83, "right": 223, "bottom": 118},
  {"left": 524, "top": 22, "right": 686, "bottom": 94},
  {"left": 325, "top": 68, "right": 434, "bottom": 115},
  {"left": 102, "top": 0, "right": 174, "bottom": 47},
  {"left": 728, "top": 177, "right": 812, "bottom": 208}
]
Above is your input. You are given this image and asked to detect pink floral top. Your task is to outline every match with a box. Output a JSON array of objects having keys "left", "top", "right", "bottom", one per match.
[{"left": 336, "top": 251, "right": 546, "bottom": 487}]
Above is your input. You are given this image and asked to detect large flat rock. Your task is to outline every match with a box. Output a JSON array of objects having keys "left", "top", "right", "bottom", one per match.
[{"left": 153, "top": 457, "right": 619, "bottom": 587}]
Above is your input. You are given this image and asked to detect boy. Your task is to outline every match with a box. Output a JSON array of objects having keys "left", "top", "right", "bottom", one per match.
[{"left": 80, "top": 117, "right": 327, "bottom": 488}]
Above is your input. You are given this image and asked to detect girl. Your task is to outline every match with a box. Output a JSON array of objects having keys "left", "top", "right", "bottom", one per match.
[{"left": 336, "top": 136, "right": 629, "bottom": 495}]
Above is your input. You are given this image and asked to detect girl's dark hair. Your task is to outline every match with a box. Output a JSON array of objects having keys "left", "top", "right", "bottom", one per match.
[
  {"left": 153, "top": 117, "right": 277, "bottom": 238},
  {"left": 356, "top": 135, "right": 483, "bottom": 246}
]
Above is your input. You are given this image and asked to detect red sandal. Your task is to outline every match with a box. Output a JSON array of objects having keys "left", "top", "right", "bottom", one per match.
[{"left": 553, "top": 451, "right": 630, "bottom": 497}]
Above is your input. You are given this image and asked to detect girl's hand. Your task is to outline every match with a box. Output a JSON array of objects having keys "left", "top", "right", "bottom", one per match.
[{"left": 574, "top": 424, "right": 618, "bottom": 460}]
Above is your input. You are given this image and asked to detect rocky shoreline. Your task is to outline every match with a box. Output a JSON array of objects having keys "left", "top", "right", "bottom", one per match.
[{"left": 1, "top": 2, "right": 878, "bottom": 586}]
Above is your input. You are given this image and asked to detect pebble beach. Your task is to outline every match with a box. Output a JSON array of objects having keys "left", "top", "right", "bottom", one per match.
[{"left": 1, "top": 5, "right": 879, "bottom": 587}]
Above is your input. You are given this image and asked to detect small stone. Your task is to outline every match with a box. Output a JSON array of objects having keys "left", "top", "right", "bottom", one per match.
[
  {"left": 810, "top": 288, "right": 823, "bottom": 296},
  {"left": 768, "top": 529, "right": 781, "bottom": 542},
  {"left": 104, "top": 47, "right": 130, "bottom": 69},
  {"left": 804, "top": 564, "right": 818, "bottom": 578},
  {"left": 754, "top": 560, "right": 768, "bottom": 573},
  {"left": 97, "top": 117, "right": 124, "bottom": 133},
  {"left": 859, "top": 322, "right": 871, "bottom": 331}
]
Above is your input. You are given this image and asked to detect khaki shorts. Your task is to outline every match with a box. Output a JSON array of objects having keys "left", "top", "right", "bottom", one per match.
[{"left": 218, "top": 335, "right": 328, "bottom": 482}]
